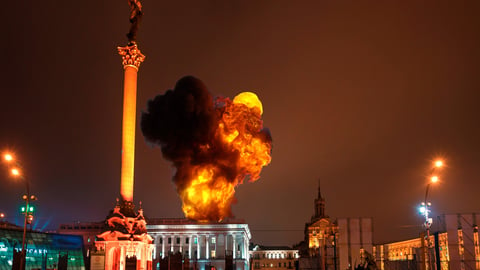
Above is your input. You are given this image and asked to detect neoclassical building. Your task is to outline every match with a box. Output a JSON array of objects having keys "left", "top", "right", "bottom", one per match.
[
  {"left": 147, "top": 218, "right": 251, "bottom": 270},
  {"left": 249, "top": 245, "right": 299, "bottom": 269}
]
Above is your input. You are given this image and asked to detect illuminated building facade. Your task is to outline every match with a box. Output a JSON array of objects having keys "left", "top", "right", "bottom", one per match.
[
  {"left": 0, "top": 227, "right": 85, "bottom": 269},
  {"left": 249, "top": 245, "right": 299, "bottom": 269},
  {"left": 147, "top": 218, "right": 251, "bottom": 270},
  {"left": 299, "top": 185, "right": 373, "bottom": 270},
  {"left": 374, "top": 213, "right": 480, "bottom": 270}
]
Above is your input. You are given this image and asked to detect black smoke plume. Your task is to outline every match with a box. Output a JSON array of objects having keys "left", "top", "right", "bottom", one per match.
[{"left": 141, "top": 76, "right": 272, "bottom": 220}]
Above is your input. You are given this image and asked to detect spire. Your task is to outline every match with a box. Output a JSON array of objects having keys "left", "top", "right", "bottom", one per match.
[
  {"left": 317, "top": 179, "right": 322, "bottom": 199},
  {"left": 313, "top": 180, "right": 326, "bottom": 220}
]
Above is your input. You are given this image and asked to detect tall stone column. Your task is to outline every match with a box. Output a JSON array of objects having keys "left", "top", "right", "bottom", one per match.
[
  {"left": 206, "top": 235, "right": 210, "bottom": 259},
  {"left": 120, "top": 246, "right": 126, "bottom": 270},
  {"left": 189, "top": 236, "right": 192, "bottom": 259},
  {"left": 243, "top": 237, "right": 248, "bottom": 260},
  {"left": 117, "top": 44, "right": 145, "bottom": 205},
  {"left": 179, "top": 235, "right": 183, "bottom": 253},
  {"left": 139, "top": 244, "right": 145, "bottom": 270},
  {"left": 197, "top": 236, "right": 201, "bottom": 259},
  {"left": 162, "top": 236, "right": 165, "bottom": 258},
  {"left": 224, "top": 233, "right": 228, "bottom": 256},
  {"left": 233, "top": 235, "right": 237, "bottom": 259}
]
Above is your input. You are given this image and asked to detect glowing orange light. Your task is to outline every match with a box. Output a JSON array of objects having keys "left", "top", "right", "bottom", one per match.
[
  {"left": 431, "top": 175, "right": 439, "bottom": 183},
  {"left": 434, "top": 160, "right": 443, "bottom": 168},
  {"left": 11, "top": 168, "right": 20, "bottom": 176},
  {"left": 4, "top": 153, "right": 13, "bottom": 162},
  {"left": 120, "top": 66, "right": 138, "bottom": 202}
]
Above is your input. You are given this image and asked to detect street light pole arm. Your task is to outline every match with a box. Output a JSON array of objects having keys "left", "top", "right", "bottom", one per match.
[{"left": 424, "top": 183, "right": 431, "bottom": 206}]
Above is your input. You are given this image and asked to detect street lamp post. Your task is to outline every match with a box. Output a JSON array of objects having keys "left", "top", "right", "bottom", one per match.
[
  {"left": 420, "top": 160, "right": 443, "bottom": 270},
  {"left": 3, "top": 152, "right": 36, "bottom": 270}
]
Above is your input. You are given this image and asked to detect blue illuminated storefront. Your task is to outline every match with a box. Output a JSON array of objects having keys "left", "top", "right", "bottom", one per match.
[{"left": 0, "top": 227, "right": 85, "bottom": 270}]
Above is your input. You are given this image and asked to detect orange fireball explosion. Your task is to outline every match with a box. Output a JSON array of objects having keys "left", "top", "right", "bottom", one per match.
[
  {"left": 141, "top": 76, "right": 272, "bottom": 222},
  {"left": 181, "top": 92, "right": 271, "bottom": 221}
]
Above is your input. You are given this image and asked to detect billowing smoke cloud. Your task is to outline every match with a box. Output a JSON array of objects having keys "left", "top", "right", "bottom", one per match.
[{"left": 141, "top": 76, "right": 272, "bottom": 221}]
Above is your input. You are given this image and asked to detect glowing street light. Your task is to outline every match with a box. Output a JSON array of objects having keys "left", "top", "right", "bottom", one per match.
[
  {"left": 2, "top": 151, "right": 36, "bottom": 270},
  {"left": 4, "top": 153, "right": 13, "bottom": 162},
  {"left": 11, "top": 167, "right": 21, "bottom": 176},
  {"left": 420, "top": 158, "right": 445, "bottom": 270}
]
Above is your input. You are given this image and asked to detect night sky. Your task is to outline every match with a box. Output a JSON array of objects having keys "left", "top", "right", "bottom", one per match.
[{"left": 1, "top": 1, "right": 480, "bottom": 246}]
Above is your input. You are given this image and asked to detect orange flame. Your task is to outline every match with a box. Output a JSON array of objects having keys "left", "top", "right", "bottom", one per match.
[
  {"left": 180, "top": 166, "right": 236, "bottom": 221},
  {"left": 180, "top": 92, "right": 272, "bottom": 221}
]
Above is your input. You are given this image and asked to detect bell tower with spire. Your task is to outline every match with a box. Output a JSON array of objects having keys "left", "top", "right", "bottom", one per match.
[
  {"left": 313, "top": 181, "right": 326, "bottom": 221},
  {"left": 303, "top": 181, "right": 335, "bottom": 263}
]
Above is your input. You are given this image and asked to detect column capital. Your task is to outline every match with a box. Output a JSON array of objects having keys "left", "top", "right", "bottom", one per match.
[{"left": 118, "top": 44, "right": 145, "bottom": 70}]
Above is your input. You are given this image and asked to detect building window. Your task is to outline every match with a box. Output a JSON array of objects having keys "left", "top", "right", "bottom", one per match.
[
  {"left": 168, "top": 237, "right": 171, "bottom": 244},
  {"left": 194, "top": 237, "right": 198, "bottom": 244},
  {"left": 186, "top": 238, "right": 189, "bottom": 244},
  {"left": 211, "top": 237, "right": 216, "bottom": 244},
  {"left": 278, "top": 263, "right": 281, "bottom": 267},
  {"left": 176, "top": 237, "right": 180, "bottom": 244},
  {"left": 211, "top": 250, "right": 216, "bottom": 258},
  {"left": 160, "top": 238, "right": 163, "bottom": 244}
]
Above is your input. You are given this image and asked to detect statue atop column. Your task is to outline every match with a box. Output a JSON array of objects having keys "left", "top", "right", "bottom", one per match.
[{"left": 127, "top": 0, "right": 143, "bottom": 44}]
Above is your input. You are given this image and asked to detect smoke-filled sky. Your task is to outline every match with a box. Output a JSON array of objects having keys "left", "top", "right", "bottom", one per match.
[{"left": 1, "top": 1, "right": 479, "bottom": 246}]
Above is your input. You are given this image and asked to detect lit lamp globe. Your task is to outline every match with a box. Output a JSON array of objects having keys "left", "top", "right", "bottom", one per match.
[{"left": 4, "top": 153, "right": 13, "bottom": 162}]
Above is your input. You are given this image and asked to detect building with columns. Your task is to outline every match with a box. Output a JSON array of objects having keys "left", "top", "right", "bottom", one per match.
[
  {"left": 249, "top": 245, "right": 299, "bottom": 269},
  {"left": 147, "top": 218, "right": 251, "bottom": 270}
]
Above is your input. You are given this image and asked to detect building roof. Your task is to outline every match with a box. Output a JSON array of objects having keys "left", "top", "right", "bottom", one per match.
[
  {"left": 252, "top": 245, "right": 297, "bottom": 251},
  {"left": 147, "top": 217, "right": 246, "bottom": 225},
  {"left": 0, "top": 221, "right": 22, "bottom": 230}
]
